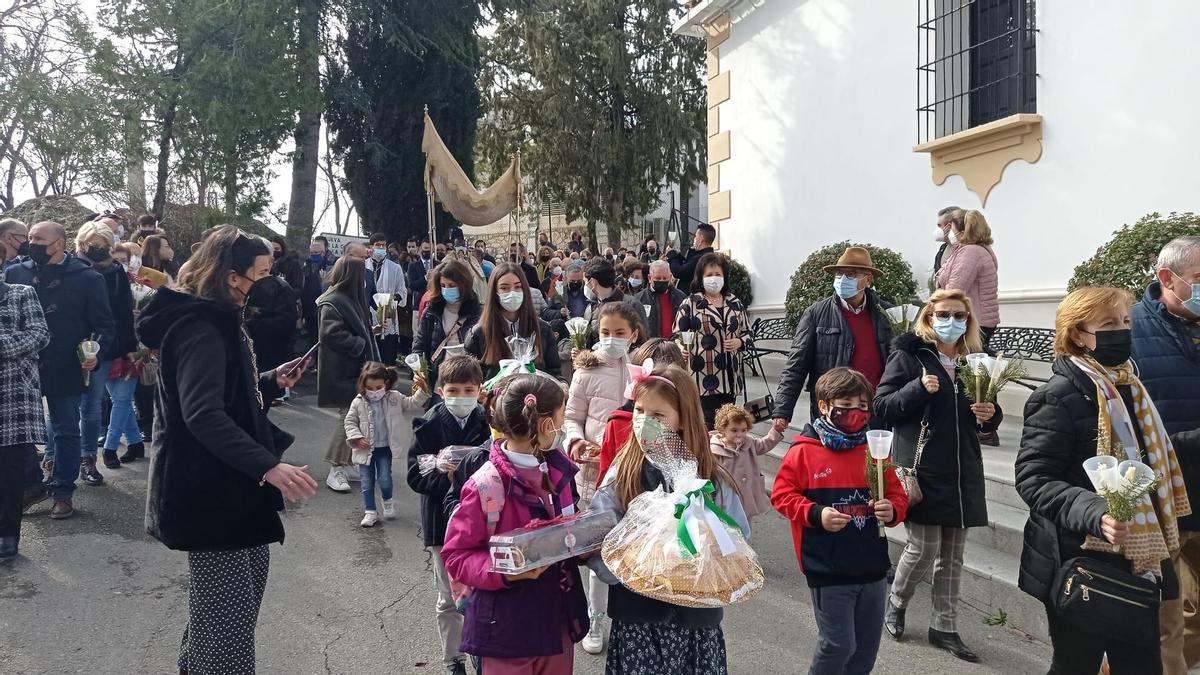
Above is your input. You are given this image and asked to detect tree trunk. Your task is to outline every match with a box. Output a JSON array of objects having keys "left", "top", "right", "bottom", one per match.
[
  {"left": 285, "top": 0, "right": 321, "bottom": 248},
  {"left": 124, "top": 111, "right": 146, "bottom": 216},
  {"left": 151, "top": 95, "right": 177, "bottom": 219},
  {"left": 585, "top": 219, "right": 598, "bottom": 254},
  {"left": 223, "top": 153, "right": 238, "bottom": 220}
]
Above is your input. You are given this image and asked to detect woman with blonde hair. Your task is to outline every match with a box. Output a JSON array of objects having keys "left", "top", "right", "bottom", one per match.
[
  {"left": 937, "top": 209, "right": 1000, "bottom": 347},
  {"left": 1016, "top": 286, "right": 1187, "bottom": 675},
  {"left": 875, "top": 288, "right": 1001, "bottom": 662}
]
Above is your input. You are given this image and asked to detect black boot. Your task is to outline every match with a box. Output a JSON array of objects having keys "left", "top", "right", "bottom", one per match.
[
  {"left": 119, "top": 442, "right": 145, "bottom": 463},
  {"left": 80, "top": 457, "right": 104, "bottom": 485},
  {"left": 884, "top": 596, "right": 905, "bottom": 640},
  {"left": 928, "top": 628, "right": 979, "bottom": 662},
  {"left": 102, "top": 450, "right": 122, "bottom": 469},
  {"left": 0, "top": 535, "right": 17, "bottom": 559}
]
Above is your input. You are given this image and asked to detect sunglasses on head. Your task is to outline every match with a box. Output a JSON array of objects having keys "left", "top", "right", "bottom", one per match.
[{"left": 933, "top": 311, "right": 969, "bottom": 321}]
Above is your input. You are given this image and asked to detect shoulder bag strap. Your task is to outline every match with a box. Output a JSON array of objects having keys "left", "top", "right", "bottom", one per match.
[
  {"left": 910, "top": 406, "right": 932, "bottom": 471},
  {"left": 430, "top": 317, "right": 466, "bottom": 363}
]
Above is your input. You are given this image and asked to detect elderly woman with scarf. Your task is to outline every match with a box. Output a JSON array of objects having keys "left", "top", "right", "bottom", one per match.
[{"left": 1016, "top": 286, "right": 1190, "bottom": 675}]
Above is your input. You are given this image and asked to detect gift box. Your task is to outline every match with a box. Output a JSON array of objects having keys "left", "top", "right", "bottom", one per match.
[
  {"left": 488, "top": 510, "right": 619, "bottom": 574},
  {"left": 416, "top": 445, "right": 479, "bottom": 476}
]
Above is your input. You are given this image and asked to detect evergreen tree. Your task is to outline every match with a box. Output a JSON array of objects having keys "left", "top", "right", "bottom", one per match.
[
  {"left": 480, "top": 0, "right": 706, "bottom": 250},
  {"left": 325, "top": 0, "right": 482, "bottom": 242}
]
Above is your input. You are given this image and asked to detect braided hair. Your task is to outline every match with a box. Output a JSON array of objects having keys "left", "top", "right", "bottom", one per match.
[{"left": 492, "top": 374, "right": 565, "bottom": 494}]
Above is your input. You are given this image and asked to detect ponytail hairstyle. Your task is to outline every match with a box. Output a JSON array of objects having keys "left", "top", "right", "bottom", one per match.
[
  {"left": 594, "top": 300, "right": 645, "bottom": 346},
  {"left": 629, "top": 338, "right": 684, "bottom": 370},
  {"left": 492, "top": 374, "right": 567, "bottom": 494},
  {"left": 356, "top": 361, "right": 398, "bottom": 393},
  {"left": 611, "top": 364, "right": 736, "bottom": 509}
]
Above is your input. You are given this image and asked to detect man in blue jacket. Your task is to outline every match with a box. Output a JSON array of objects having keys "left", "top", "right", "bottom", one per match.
[
  {"left": 1131, "top": 235, "right": 1200, "bottom": 673},
  {"left": 4, "top": 221, "right": 115, "bottom": 520}
]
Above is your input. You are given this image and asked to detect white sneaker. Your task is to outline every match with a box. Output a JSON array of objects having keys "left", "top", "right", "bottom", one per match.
[
  {"left": 381, "top": 499, "right": 396, "bottom": 519},
  {"left": 360, "top": 510, "right": 379, "bottom": 527},
  {"left": 581, "top": 611, "right": 606, "bottom": 654},
  {"left": 326, "top": 468, "right": 351, "bottom": 493},
  {"left": 345, "top": 465, "right": 361, "bottom": 482}
]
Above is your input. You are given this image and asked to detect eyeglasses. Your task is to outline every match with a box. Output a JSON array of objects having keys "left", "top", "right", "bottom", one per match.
[{"left": 933, "top": 311, "right": 970, "bottom": 321}]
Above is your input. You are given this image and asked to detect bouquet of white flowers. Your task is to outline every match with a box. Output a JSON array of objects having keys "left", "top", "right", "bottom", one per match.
[
  {"left": 958, "top": 352, "right": 1026, "bottom": 403},
  {"left": 565, "top": 317, "right": 590, "bottom": 350},
  {"left": 883, "top": 304, "right": 922, "bottom": 335}
]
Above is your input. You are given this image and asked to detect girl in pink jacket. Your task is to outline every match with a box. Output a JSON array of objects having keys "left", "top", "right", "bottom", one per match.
[
  {"left": 441, "top": 374, "right": 589, "bottom": 673},
  {"left": 710, "top": 403, "right": 784, "bottom": 518},
  {"left": 563, "top": 301, "right": 641, "bottom": 655}
]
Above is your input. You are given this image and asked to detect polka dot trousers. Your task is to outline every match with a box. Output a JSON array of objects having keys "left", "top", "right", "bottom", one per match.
[{"left": 179, "top": 545, "right": 270, "bottom": 674}]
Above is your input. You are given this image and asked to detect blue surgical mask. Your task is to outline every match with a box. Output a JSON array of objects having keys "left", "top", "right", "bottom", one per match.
[
  {"left": 628, "top": 277, "right": 643, "bottom": 289},
  {"left": 833, "top": 274, "right": 859, "bottom": 299},
  {"left": 932, "top": 316, "right": 968, "bottom": 344},
  {"left": 372, "top": 247, "right": 386, "bottom": 260},
  {"left": 442, "top": 286, "right": 461, "bottom": 304},
  {"left": 309, "top": 253, "right": 322, "bottom": 262},
  {"left": 1170, "top": 271, "right": 1200, "bottom": 317}
]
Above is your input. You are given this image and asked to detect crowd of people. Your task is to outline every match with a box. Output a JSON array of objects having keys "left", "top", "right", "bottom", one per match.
[{"left": 0, "top": 205, "right": 1198, "bottom": 675}]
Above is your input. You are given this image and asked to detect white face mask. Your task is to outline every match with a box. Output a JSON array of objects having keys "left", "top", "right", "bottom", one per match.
[
  {"left": 933, "top": 226, "right": 946, "bottom": 243},
  {"left": 947, "top": 230, "right": 960, "bottom": 246},
  {"left": 596, "top": 336, "right": 630, "bottom": 359},
  {"left": 498, "top": 290, "right": 524, "bottom": 312},
  {"left": 703, "top": 276, "right": 724, "bottom": 294},
  {"left": 444, "top": 397, "right": 478, "bottom": 419},
  {"left": 584, "top": 283, "right": 598, "bottom": 302}
]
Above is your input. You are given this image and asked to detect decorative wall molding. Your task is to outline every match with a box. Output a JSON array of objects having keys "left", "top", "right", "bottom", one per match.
[
  {"left": 673, "top": 0, "right": 766, "bottom": 38},
  {"left": 913, "top": 113, "right": 1043, "bottom": 207}
]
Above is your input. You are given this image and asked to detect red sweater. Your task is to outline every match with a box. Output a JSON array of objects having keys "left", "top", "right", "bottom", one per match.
[
  {"left": 771, "top": 431, "right": 908, "bottom": 587},
  {"left": 841, "top": 305, "right": 883, "bottom": 386},
  {"left": 596, "top": 408, "right": 633, "bottom": 486}
]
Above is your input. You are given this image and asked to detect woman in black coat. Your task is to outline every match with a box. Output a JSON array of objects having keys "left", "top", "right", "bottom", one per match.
[
  {"left": 874, "top": 289, "right": 1000, "bottom": 662},
  {"left": 463, "top": 261, "right": 562, "bottom": 382},
  {"left": 1016, "top": 286, "right": 1183, "bottom": 675},
  {"left": 413, "top": 259, "right": 482, "bottom": 391},
  {"left": 316, "top": 256, "right": 380, "bottom": 493},
  {"left": 135, "top": 226, "right": 316, "bottom": 674},
  {"left": 246, "top": 275, "right": 299, "bottom": 375}
]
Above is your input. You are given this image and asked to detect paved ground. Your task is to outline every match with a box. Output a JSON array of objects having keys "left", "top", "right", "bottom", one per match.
[{"left": 0, "top": 380, "right": 1051, "bottom": 674}]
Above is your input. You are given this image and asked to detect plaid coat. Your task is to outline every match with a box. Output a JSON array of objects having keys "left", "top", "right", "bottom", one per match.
[
  {"left": 0, "top": 281, "right": 49, "bottom": 445},
  {"left": 676, "top": 292, "right": 750, "bottom": 398}
]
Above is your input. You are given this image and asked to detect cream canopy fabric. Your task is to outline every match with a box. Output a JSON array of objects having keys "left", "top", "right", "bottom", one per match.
[{"left": 422, "top": 112, "right": 521, "bottom": 227}]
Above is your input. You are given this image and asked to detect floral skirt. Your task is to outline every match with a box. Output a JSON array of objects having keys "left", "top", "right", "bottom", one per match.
[{"left": 606, "top": 621, "right": 727, "bottom": 675}]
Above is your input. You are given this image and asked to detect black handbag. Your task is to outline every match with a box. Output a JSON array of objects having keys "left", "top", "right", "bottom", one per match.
[
  {"left": 1051, "top": 556, "right": 1160, "bottom": 646},
  {"left": 738, "top": 348, "right": 775, "bottom": 423}
]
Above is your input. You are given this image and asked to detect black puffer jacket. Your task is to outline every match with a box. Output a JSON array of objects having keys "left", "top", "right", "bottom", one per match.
[
  {"left": 464, "top": 319, "right": 562, "bottom": 381},
  {"left": 873, "top": 332, "right": 1000, "bottom": 528},
  {"left": 96, "top": 261, "right": 137, "bottom": 359},
  {"left": 136, "top": 287, "right": 293, "bottom": 552},
  {"left": 775, "top": 289, "right": 894, "bottom": 422},
  {"left": 413, "top": 297, "right": 483, "bottom": 389},
  {"left": 405, "top": 404, "right": 489, "bottom": 547},
  {"left": 1015, "top": 357, "right": 1179, "bottom": 602},
  {"left": 246, "top": 275, "right": 298, "bottom": 371}
]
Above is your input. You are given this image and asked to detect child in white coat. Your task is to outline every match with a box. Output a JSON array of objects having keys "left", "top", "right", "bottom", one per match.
[{"left": 344, "top": 361, "right": 429, "bottom": 527}]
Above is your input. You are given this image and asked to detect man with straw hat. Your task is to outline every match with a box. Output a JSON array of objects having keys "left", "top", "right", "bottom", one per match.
[{"left": 773, "top": 246, "right": 895, "bottom": 431}]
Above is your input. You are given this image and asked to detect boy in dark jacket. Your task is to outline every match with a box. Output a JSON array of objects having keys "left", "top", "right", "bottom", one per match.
[
  {"left": 772, "top": 367, "right": 908, "bottom": 675},
  {"left": 406, "top": 355, "right": 488, "bottom": 675}
]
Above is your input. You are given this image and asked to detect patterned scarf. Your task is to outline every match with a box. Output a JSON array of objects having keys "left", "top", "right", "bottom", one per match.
[
  {"left": 812, "top": 418, "right": 867, "bottom": 451},
  {"left": 1072, "top": 356, "right": 1191, "bottom": 576}
]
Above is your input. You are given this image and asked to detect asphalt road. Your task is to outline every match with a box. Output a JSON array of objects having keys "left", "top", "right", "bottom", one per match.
[{"left": 0, "top": 382, "right": 1050, "bottom": 674}]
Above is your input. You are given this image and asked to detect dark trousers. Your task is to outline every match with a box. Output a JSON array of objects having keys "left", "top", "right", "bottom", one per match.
[
  {"left": 376, "top": 334, "right": 398, "bottom": 365},
  {"left": 134, "top": 382, "right": 155, "bottom": 438},
  {"left": 700, "top": 393, "right": 736, "bottom": 430},
  {"left": 0, "top": 444, "right": 32, "bottom": 538},
  {"left": 1046, "top": 605, "right": 1162, "bottom": 675},
  {"left": 180, "top": 545, "right": 270, "bottom": 675},
  {"left": 808, "top": 580, "right": 887, "bottom": 675}
]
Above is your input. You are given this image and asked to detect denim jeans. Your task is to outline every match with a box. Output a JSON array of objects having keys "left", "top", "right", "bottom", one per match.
[
  {"left": 103, "top": 376, "right": 143, "bottom": 451},
  {"left": 360, "top": 448, "right": 393, "bottom": 511},
  {"left": 80, "top": 360, "right": 112, "bottom": 459},
  {"left": 45, "top": 394, "right": 83, "bottom": 499},
  {"left": 808, "top": 580, "right": 887, "bottom": 675}
]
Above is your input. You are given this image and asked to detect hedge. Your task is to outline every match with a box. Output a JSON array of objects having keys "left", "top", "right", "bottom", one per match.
[
  {"left": 1069, "top": 212, "right": 1200, "bottom": 295},
  {"left": 785, "top": 241, "right": 917, "bottom": 330}
]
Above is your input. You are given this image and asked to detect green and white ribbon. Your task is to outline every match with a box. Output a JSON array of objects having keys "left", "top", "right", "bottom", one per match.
[
  {"left": 483, "top": 354, "right": 536, "bottom": 391},
  {"left": 673, "top": 478, "right": 740, "bottom": 557}
]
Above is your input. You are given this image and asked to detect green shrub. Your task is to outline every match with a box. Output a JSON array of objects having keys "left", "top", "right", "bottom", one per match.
[
  {"left": 1068, "top": 212, "right": 1200, "bottom": 294},
  {"left": 785, "top": 241, "right": 918, "bottom": 330},
  {"left": 726, "top": 254, "right": 753, "bottom": 308}
]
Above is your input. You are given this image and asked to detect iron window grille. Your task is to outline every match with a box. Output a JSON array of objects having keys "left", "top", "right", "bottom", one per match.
[{"left": 917, "top": 0, "right": 1037, "bottom": 143}]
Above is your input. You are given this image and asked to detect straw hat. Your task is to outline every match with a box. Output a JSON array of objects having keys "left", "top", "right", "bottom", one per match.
[{"left": 822, "top": 246, "right": 883, "bottom": 277}]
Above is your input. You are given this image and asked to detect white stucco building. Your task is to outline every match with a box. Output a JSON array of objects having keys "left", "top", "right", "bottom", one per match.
[{"left": 676, "top": 0, "right": 1200, "bottom": 328}]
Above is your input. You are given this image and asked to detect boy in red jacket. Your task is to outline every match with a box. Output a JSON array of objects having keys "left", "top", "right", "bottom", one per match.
[{"left": 772, "top": 367, "right": 908, "bottom": 675}]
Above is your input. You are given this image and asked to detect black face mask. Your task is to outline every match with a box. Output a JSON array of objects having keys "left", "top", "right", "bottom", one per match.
[
  {"left": 237, "top": 274, "right": 273, "bottom": 305},
  {"left": 13, "top": 239, "right": 29, "bottom": 257},
  {"left": 652, "top": 280, "right": 670, "bottom": 294},
  {"left": 421, "top": 251, "right": 431, "bottom": 260},
  {"left": 568, "top": 281, "right": 583, "bottom": 292},
  {"left": 28, "top": 243, "right": 51, "bottom": 266},
  {"left": 85, "top": 245, "right": 111, "bottom": 264},
  {"left": 273, "top": 250, "right": 284, "bottom": 260},
  {"left": 1088, "top": 328, "right": 1132, "bottom": 367}
]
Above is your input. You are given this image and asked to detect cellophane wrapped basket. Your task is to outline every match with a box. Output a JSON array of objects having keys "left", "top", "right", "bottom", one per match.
[{"left": 600, "top": 429, "right": 764, "bottom": 608}]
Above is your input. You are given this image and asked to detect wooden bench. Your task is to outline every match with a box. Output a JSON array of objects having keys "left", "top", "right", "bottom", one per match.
[{"left": 988, "top": 326, "right": 1056, "bottom": 389}]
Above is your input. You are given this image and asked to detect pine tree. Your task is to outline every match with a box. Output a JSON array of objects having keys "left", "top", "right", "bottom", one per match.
[{"left": 324, "top": 0, "right": 482, "bottom": 242}]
